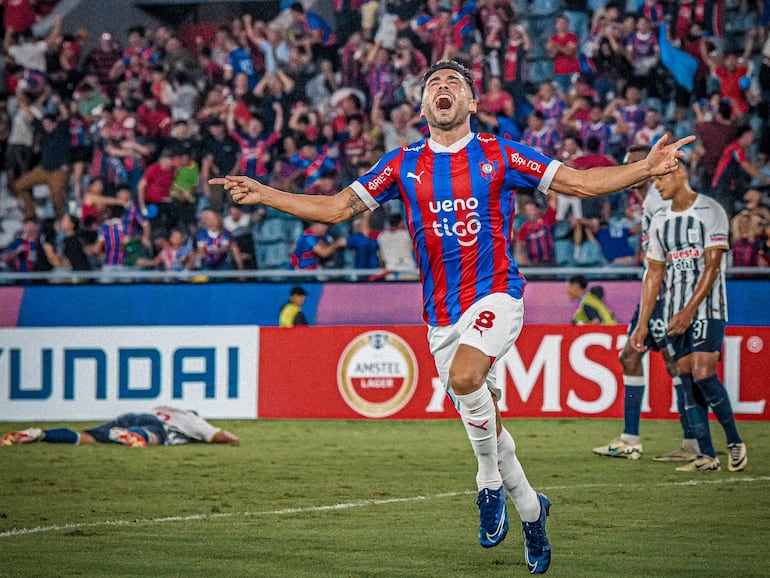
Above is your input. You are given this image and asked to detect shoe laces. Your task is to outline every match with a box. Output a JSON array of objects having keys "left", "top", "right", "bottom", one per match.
[
  {"left": 728, "top": 444, "right": 743, "bottom": 462},
  {"left": 522, "top": 518, "right": 546, "bottom": 548},
  {"left": 476, "top": 488, "right": 499, "bottom": 507}
]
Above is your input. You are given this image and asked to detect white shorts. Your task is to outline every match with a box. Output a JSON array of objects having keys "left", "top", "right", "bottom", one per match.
[{"left": 427, "top": 292, "right": 524, "bottom": 401}]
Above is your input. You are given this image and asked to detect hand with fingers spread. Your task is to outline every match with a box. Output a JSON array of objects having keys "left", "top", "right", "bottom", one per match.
[{"left": 645, "top": 134, "right": 696, "bottom": 176}]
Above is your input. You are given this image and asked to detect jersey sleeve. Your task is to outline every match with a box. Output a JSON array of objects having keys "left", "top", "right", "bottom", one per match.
[
  {"left": 645, "top": 213, "right": 666, "bottom": 263},
  {"left": 703, "top": 197, "right": 730, "bottom": 250},
  {"left": 349, "top": 146, "right": 405, "bottom": 210},
  {"left": 498, "top": 138, "right": 562, "bottom": 194}
]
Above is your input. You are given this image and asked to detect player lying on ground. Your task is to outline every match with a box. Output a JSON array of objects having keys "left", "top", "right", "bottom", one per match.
[{"left": 1, "top": 406, "right": 240, "bottom": 448}]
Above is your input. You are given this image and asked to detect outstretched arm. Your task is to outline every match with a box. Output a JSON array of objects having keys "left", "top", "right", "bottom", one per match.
[
  {"left": 209, "top": 176, "right": 369, "bottom": 225},
  {"left": 549, "top": 134, "right": 695, "bottom": 198},
  {"left": 211, "top": 429, "right": 240, "bottom": 445}
]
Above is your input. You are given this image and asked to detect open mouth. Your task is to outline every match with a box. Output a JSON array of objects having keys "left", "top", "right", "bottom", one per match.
[{"left": 435, "top": 94, "right": 453, "bottom": 111}]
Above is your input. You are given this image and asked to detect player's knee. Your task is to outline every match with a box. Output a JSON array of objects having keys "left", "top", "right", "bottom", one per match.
[
  {"left": 448, "top": 368, "right": 486, "bottom": 395},
  {"left": 619, "top": 346, "right": 642, "bottom": 374}
]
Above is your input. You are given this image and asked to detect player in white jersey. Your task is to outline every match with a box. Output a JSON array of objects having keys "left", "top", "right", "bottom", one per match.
[
  {"left": 593, "top": 146, "right": 698, "bottom": 462},
  {"left": 153, "top": 406, "right": 240, "bottom": 445},
  {"left": 1, "top": 407, "right": 239, "bottom": 448},
  {"left": 630, "top": 162, "right": 747, "bottom": 473}
]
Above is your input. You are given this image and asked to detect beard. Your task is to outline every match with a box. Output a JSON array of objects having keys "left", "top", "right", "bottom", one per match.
[{"left": 422, "top": 101, "right": 470, "bottom": 131}]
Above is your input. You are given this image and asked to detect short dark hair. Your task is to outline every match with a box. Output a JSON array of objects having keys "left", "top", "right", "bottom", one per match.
[
  {"left": 718, "top": 100, "right": 732, "bottom": 120},
  {"left": 585, "top": 136, "right": 601, "bottom": 154},
  {"left": 421, "top": 60, "right": 476, "bottom": 99},
  {"left": 569, "top": 274, "right": 588, "bottom": 289},
  {"left": 290, "top": 286, "right": 307, "bottom": 296},
  {"left": 388, "top": 213, "right": 404, "bottom": 228}
]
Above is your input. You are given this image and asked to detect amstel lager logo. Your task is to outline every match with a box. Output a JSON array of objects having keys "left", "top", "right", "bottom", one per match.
[{"left": 337, "top": 331, "right": 418, "bottom": 418}]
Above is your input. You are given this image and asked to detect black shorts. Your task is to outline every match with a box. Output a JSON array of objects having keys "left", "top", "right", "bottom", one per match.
[{"left": 667, "top": 319, "right": 726, "bottom": 362}]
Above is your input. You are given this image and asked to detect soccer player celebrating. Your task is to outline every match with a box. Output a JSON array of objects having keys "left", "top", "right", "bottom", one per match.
[
  {"left": 630, "top": 161, "right": 747, "bottom": 473},
  {"left": 211, "top": 60, "right": 693, "bottom": 574}
]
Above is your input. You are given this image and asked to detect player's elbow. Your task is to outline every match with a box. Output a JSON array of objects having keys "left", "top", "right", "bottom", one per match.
[{"left": 551, "top": 167, "right": 594, "bottom": 198}]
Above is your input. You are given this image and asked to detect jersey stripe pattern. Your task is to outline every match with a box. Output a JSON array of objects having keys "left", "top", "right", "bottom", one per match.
[
  {"left": 351, "top": 133, "right": 559, "bottom": 326},
  {"left": 647, "top": 194, "right": 729, "bottom": 322}
]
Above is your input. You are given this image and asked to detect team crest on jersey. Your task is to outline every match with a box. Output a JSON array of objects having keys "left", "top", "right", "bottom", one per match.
[
  {"left": 687, "top": 228, "right": 700, "bottom": 244},
  {"left": 479, "top": 161, "right": 498, "bottom": 180}
]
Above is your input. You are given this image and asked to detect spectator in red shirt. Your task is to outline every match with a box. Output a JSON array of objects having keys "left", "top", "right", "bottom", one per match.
[
  {"left": 137, "top": 148, "right": 177, "bottom": 234},
  {"left": 703, "top": 28, "right": 758, "bottom": 119},
  {"left": 478, "top": 76, "right": 514, "bottom": 118},
  {"left": 2, "top": 0, "right": 36, "bottom": 36},
  {"left": 84, "top": 32, "right": 123, "bottom": 98},
  {"left": 546, "top": 15, "right": 580, "bottom": 95},
  {"left": 711, "top": 126, "right": 770, "bottom": 216},
  {"left": 136, "top": 86, "right": 172, "bottom": 140}
]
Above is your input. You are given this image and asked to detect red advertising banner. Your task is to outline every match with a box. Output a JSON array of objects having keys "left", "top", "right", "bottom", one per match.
[{"left": 258, "top": 325, "right": 770, "bottom": 421}]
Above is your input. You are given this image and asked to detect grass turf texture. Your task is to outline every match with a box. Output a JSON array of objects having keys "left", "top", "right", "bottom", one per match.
[{"left": 1, "top": 418, "right": 768, "bottom": 577}]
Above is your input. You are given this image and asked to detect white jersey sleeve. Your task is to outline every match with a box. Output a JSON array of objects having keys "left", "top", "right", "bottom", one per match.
[
  {"left": 640, "top": 182, "right": 669, "bottom": 254},
  {"left": 645, "top": 211, "right": 667, "bottom": 263},
  {"left": 153, "top": 406, "right": 221, "bottom": 445},
  {"left": 700, "top": 195, "right": 730, "bottom": 250}
]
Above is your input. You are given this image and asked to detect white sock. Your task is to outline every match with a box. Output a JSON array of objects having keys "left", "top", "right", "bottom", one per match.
[
  {"left": 620, "top": 433, "right": 641, "bottom": 445},
  {"left": 456, "top": 387, "right": 502, "bottom": 490},
  {"left": 682, "top": 438, "right": 700, "bottom": 453},
  {"left": 497, "top": 427, "right": 540, "bottom": 522}
]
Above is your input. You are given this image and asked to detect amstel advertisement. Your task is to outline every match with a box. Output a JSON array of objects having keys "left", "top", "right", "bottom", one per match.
[{"left": 259, "top": 325, "right": 770, "bottom": 421}]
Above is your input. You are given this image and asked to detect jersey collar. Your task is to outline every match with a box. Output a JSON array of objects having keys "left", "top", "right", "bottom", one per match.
[{"left": 427, "top": 132, "right": 475, "bottom": 153}]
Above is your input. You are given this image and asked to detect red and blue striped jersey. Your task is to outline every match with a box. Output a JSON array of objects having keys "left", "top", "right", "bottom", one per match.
[
  {"left": 5, "top": 236, "right": 37, "bottom": 272},
  {"left": 290, "top": 228, "right": 329, "bottom": 270},
  {"left": 98, "top": 219, "right": 126, "bottom": 265},
  {"left": 196, "top": 229, "right": 231, "bottom": 268},
  {"left": 350, "top": 133, "right": 561, "bottom": 326},
  {"left": 231, "top": 129, "right": 280, "bottom": 179}
]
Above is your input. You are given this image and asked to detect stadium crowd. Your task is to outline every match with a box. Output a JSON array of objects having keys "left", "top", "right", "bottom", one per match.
[{"left": 1, "top": 0, "right": 769, "bottom": 277}]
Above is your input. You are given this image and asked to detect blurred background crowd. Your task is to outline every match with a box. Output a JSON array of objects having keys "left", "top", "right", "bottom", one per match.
[{"left": 1, "top": 0, "right": 769, "bottom": 278}]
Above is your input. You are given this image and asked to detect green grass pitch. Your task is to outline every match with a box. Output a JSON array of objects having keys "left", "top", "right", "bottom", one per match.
[{"left": 1, "top": 418, "right": 768, "bottom": 577}]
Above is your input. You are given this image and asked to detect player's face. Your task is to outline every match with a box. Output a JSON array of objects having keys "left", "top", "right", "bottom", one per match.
[
  {"left": 653, "top": 168, "right": 682, "bottom": 201},
  {"left": 421, "top": 70, "right": 476, "bottom": 131}
]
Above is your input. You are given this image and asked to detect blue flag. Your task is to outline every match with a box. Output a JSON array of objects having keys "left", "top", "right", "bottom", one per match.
[{"left": 658, "top": 21, "right": 699, "bottom": 91}]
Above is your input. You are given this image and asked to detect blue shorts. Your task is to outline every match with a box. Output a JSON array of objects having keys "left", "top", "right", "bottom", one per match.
[
  {"left": 86, "top": 413, "right": 167, "bottom": 445},
  {"left": 666, "top": 319, "right": 726, "bottom": 362},
  {"left": 627, "top": 300, "right": 669, "bottom": 352}
]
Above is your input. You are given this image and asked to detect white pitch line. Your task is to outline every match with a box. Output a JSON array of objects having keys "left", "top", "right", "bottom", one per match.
[{"left": 2, "top": 476, "right": 769, "bottom": 539}]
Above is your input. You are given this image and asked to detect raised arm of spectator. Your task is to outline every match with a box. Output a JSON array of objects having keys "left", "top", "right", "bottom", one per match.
[
  {"left": 287, "top": 102, "right": 309, "bottom": 133},
  {"left": 45, "top": 15, "right": 64, "bottom": 51},
  {"left": 276, "top": 69, "right": 295, "bottom": 93},
  {"left": 2, "top": 27, "right": 13, "bottom": 53},
  {"left": 370, "top": 91, "right": 385, "bottom": 128},
  {"left": 743, "top": 26, "right": 759, "bottom": 62},
  {"left": 137, "top": 175, "right": 148, "bottom": 213},
  {"left": 253, "top": 71, "right": 271, "bottom": 97},
  {"left": 272, "top": 101, "right": 284, "bottom": 134}
]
